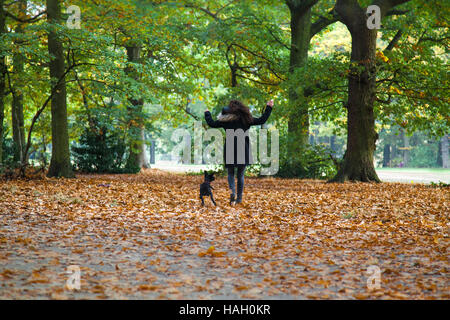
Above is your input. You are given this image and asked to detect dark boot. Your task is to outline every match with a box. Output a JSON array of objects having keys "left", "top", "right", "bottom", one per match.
[
  {"left": 230, "top": 193, "right": 236, "bottom": 205},
  {"left": 236, "top": 187, "right": 243, "bottom": 204}
]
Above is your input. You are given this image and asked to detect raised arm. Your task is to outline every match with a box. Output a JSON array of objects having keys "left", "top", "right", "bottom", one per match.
[
  {"left": 252, "top": 100, "right": 274, "bottom": 126},
  {"left": 204, "top": 110, "right": 223, "bottom": 128}
]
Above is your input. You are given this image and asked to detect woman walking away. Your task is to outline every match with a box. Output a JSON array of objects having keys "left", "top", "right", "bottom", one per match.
[{"left": 205, "top": 99, "right": 274, "bottom": 205}]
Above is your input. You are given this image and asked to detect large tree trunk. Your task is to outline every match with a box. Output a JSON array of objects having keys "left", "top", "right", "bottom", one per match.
[
  {"left": 12, "top": 0, "right": 26, "bottom": 163},
  {"left": 286, "top": 1, "right": 312, "bottom": 154},
  {"left": 442, "top": 134, "right": 449, "bottom": 169},
  {"left": 331, "top": 0, "right": 410, "bottom": 182},
  {"left": 46, "top": 0, "right": 74, "bottom": 178},
  {"left": 125, "top": 45, "right": 148, "bottom": 170},
  {"left": 0, "top": 0, "right": 5, "bottom": 165},
  {"left": 331, "top": 0, "right": 380, "bottom": 182}
]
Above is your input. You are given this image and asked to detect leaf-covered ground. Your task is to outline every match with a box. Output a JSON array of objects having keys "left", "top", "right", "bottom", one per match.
[{"left": 0, "top": 170, "right": 448, "bottom": 299}]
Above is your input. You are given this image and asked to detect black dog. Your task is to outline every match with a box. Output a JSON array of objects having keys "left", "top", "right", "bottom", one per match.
[{"left": 199, "top": 171, "right": 216, "bottom": 206}]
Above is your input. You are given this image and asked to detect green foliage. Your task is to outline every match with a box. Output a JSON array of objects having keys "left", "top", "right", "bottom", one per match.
[
  {"left": 1, "top": 137, "right": 15, "bottom": 167},
  {"left": 71, "top": 126, "right": 136, "bottom": 173},
  {"left": 408, "top": 142, "right": 439, "bottom": 168},
  {"left": 245, "top": 163, "right": 263, "bottom": 177},
  {"left": 429, "top": 181, "right": 450, "bottom": 188},
  {"left": 374, "top": 0, "right": 449, "bottom": 137},
  {"left": 376, "top": 127, "right": 442, "bottom": 168},
  {"left": 277, "top": 144, "right": 337, "bottom": 179}
]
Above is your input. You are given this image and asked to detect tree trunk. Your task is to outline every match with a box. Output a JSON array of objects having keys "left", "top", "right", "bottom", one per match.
[
  {"left": 125, "top": 45, "right": 148, "bottom": 170},
  {"left": 12, "top": 0, "right": 26, "bottom": 163},
  {"left": 46, "top": 0, "right": 74, "bottom": 178},
  {"left": 12, "top": 86, "right": 25, "bottom": 163},
  {"left": 331, "top": 0, "right": 380, "bottom": 182},
  {"left": 330, "top": 135, "right": 337, "bottom": 156},
  {"left": 287, "top": 3, "right": 312, "bottom": 154},
  {"left": 230, "top": 64, "right": 237, "bottom": 88},
  {"left": 401, "top": 129, "right": 410, "bottom": 167},
  {"left": 138, "top": 128, "right": 149, "bottom": 168},
  {"left": 442, "top": 134, "right": 449, "bottom": 169},
  {"left": 331, "top": 0, "right": 411, "bottom": 182},
  {"left": 383, "top": 144, "right": 391, "bottom": 167},
  {"left": 436, "top": 138, "right": 442, "bottom": 167},
  {"left": 150, "top": 140, "right": 156, "bottom": 164},
  {"left": 0, "top": 0, "right": 5, "bottom": 165}
]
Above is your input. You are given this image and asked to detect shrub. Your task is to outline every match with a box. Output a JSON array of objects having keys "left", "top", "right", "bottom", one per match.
[
  {"left": 72, "top": 126, "right": 134, "bottom": 173},
  {"left": 408, "top": 143, "right": 439, "bottom": 168},
  {"left": 277, "top": 144, "right": 337, "bottom": 179},
  {"left": 1, "top": 137, "right": 15, "bottom": 167},
  {"left": 0, "top": 137, "right": 17, "bottom": 177}
]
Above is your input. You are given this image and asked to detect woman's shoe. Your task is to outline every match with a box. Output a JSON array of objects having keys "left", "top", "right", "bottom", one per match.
[{"left": 230, "top": 194, "right": 236, "bottom": 205}]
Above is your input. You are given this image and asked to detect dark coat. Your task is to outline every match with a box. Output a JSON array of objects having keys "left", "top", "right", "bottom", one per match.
[{"left": 204, "top": 105, "right": 273, "bottom": 167}]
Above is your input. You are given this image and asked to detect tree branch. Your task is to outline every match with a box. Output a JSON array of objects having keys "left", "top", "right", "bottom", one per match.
[
  {"left": 182, "top": 98, "right": 201, "bottom": 121},
  {"left": 184, "top": 3, "right": 220, "bottom": 20},
  {"left": 249, "top": 14, "right": 290, "bottom": 50},
  {"left": 371, "top": 0, "right": 411, "bottom": 18},
  {"left": 418, "top": 36, "right": 450, "bottom": 45},
  {"left": 310, "top": 9, "right": 339, "bottom": 39},
  {"left": 236, "top": 73, "right": 281, "bottom": 86},
  {"left": 5, "top": 10, "right": 46, "bottom": 23},
  {"left": 384, "top": 29, "right": 403, "bottom": 52},
  {"left": 286, "top": 0, "right": 319, "bottom": 12},
  {"left": 335, "top": 0, "right": 410, "bottom": 31},
  {"left": 335, "top": 0, "right": 365, "bottom": 31},
  {"left": 21, "top": 62, "right": 91, "bottom": 170}
]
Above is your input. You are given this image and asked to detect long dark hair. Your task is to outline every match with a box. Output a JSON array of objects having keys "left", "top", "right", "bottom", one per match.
[{"left": 228, "top": 100, "right": 254, "bottom": 125}]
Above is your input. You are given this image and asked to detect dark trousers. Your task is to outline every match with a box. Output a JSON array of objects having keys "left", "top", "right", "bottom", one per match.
[{"left": 227, "top": 166, "right": 246, "bottom": 200}]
